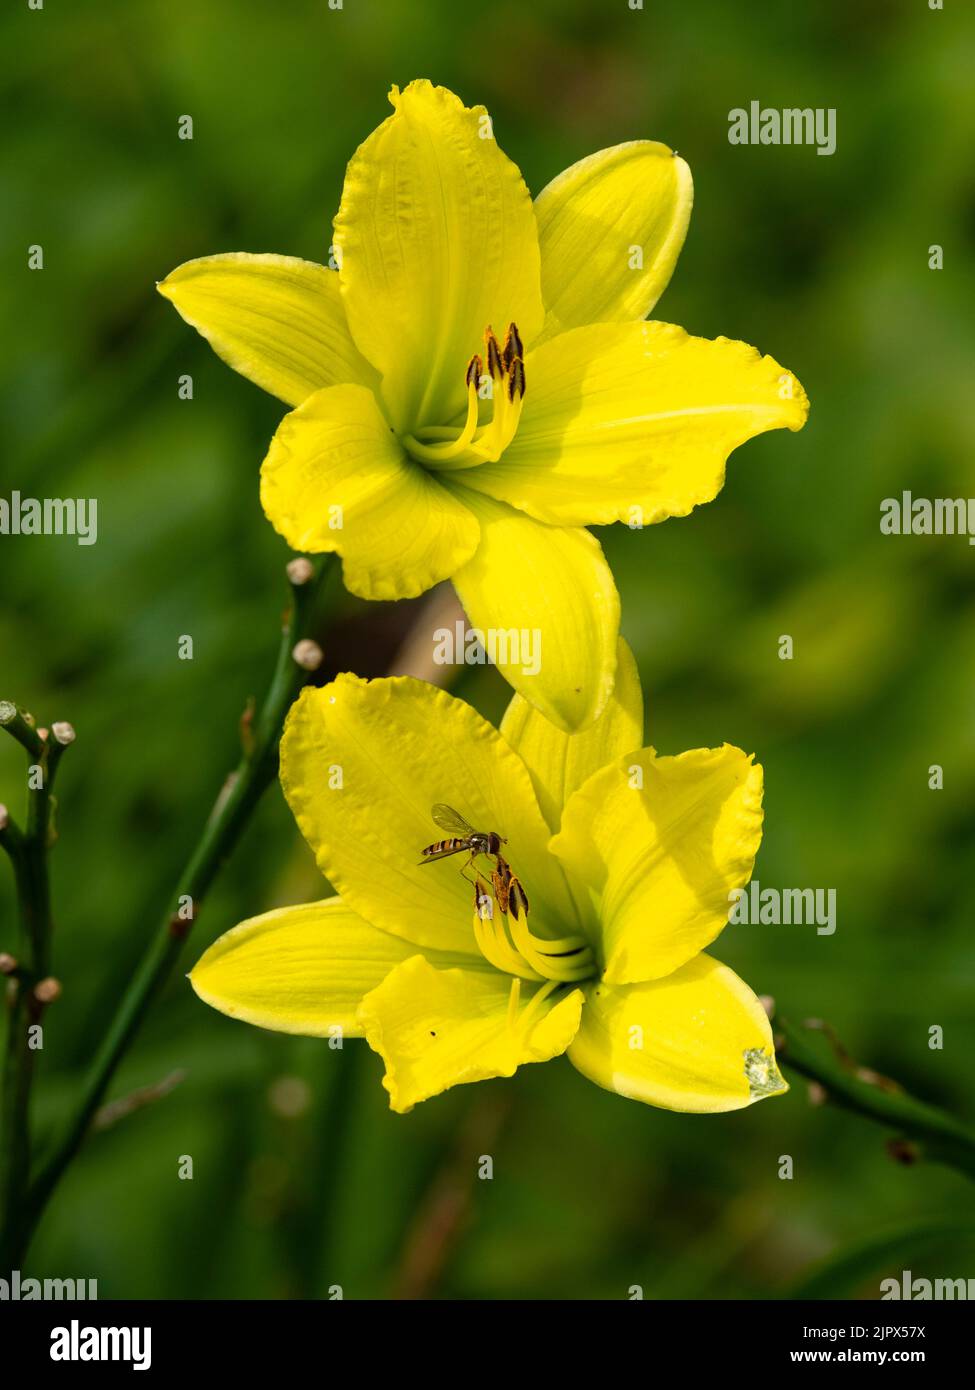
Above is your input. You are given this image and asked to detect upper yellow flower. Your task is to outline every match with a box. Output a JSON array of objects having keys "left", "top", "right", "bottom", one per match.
[
  {"left": 190, "top": 641, "right": 787, "bottom": 1115},
  {"left": 158, "top": 79, "right": 808, "bottom": 732}
]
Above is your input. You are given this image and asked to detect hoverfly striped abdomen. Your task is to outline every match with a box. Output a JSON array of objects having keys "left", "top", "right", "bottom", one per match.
[{"left": 421, "top": 836, "right": 469, "bottom": 860}]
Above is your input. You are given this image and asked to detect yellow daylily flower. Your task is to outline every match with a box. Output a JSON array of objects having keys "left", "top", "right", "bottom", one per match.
[
  {"left": 191, "top": 642, "right": 787, "bottom": 1115},
  {"left": 158, "top": 79, "right": 809, "bottom": 734}
]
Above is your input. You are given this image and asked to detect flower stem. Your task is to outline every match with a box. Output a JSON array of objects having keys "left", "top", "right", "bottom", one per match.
[
  {"left": 4, "top": 555, "right": 336, "bottom": 1266},
  {"left": 0, "top": 702, "right": 44, "bottom": 761},
  {"left": 0, "top": 712, "right": 69, "bottom": 1264},
  {"left": 774, "top": 1014, "right": 975, "bottom": 1182}
]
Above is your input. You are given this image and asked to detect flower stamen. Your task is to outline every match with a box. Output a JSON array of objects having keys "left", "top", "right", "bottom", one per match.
[
  {"left": 404, "top": 324, "right": 526, "bottom": 469},
  {"left": 472, "top": 876, "right": 542, "bottom": 980},
  {"left": 469, "top": 864, "right": 595, "bottom": 985},
  {"left": 507, "top": 911, "right": 595, "bottom": 983}
]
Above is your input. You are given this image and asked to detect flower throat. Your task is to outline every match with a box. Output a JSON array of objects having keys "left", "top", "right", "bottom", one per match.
[{"left": 404, "top": 323, "right": 526, "bottom": 469}]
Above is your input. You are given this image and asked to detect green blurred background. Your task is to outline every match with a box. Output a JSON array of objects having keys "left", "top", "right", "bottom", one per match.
[{"left": 2, "top": 0, "right": 974, "bottom": 1299}]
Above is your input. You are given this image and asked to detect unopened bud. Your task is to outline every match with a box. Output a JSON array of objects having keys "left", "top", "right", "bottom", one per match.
[
  {"left": 0, "top": 803, "right": 8, "bottom": 830},
  {"left": 286, "top": 557, "right": 314, "bottom": 587},
  {"left": 51, "top": 721, "right": 76, "bottom": 746},
  {"left": 292, "top": 639, "right": 324, "bottom": 672},
  {"left": 34, "top": 976, "right": 62, "bottom": 1005},
  {"left": 0, "top": 953, "right": 17, "bottom": 975}
]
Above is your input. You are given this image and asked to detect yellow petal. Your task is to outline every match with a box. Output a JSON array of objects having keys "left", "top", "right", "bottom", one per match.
[
  {"left": 550, "top": 745, "right": 764, "bottom": 984},
  {"left": 260, "top": 383, "right": 479, "bottom": 600},
  {"left": 189, "top": 897, "right": 483, "bottom": 1037},
  {"left": 279, "top": 676, "right": 577, "bottom": 958},
  {"left": 333, "top": 80, "right": 544, "bottom": 433},
  {"left": 570, "top": 954, "right": 786, "bottom": 1112},
  {"left": 157, "top": 253, "right": 377, "bottom": 406},
  {"left": 357, "top": 954, "right": 584, "bottom": 1112},
  {"left": 534, "top": 141, "right": 693, "bottom": 343},
  {"left": 499, "top": 636, "right": 644, "bottom": 833},
  {"left": 448, "top": 487, "right": 619, "bottom": 734},
  {"left": 461, "top": 321, "right": 809, "bottom": 526}
]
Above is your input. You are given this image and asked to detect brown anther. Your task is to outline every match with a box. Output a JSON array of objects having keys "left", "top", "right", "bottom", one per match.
[
  {"left": 508, "top": 876, "right": 529, "bottom": 921},
  {"left": 507, "top": 358, "right": 526, "bottom": 403},
  {"left": 484, "top": 327, "right": 503, "bottom": 379},
  {"left": 34, "top": 976, "right": 62, "bottom": 1005},
  {"left": 465, "top": 354, "right": 483, "bottom": 389},
  {"left": 502, "top": 322, "right": 523, "bottom": 370},
  {"left": 473, "top": 873, "right": 493, "bottom": 919}
]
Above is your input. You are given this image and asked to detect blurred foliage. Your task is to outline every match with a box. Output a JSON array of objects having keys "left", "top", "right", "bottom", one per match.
[{"left": 1, "top": 0, "right": 974, "bottom": 1299}]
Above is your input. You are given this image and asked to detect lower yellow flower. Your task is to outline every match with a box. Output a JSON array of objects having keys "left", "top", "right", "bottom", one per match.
[{"left": 190, "top": 642, "right": 787, "bottom": 1114}]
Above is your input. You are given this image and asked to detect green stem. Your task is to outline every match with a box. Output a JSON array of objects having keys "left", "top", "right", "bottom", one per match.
[
  {"left": 0, "top": 713, "right": 65, "bottom": 1264},
  {"left": 8, "top": 555, "right": 335, "bottom": 1265},
  {"left": 308, "top": 1043, "right": 361, "bottom": 1296},
  {"left": 0, "top": 704, "right": 44, "bottom": 761},
  {"left": 0, "top": 986, "right": 35, "bottom": 1257},
  {"left": 775, "top": 1014, "right": 975, "bottom": 1181}
]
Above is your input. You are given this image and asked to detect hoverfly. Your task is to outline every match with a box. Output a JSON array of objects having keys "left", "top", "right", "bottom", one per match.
[{"left": 419, "top": 803, "right": 530, "bottom": 920}]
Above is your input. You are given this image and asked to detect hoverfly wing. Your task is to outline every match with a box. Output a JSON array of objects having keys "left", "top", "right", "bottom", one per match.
[{"left": 431, "top": 803, "right": 476, "bottom": 836}]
